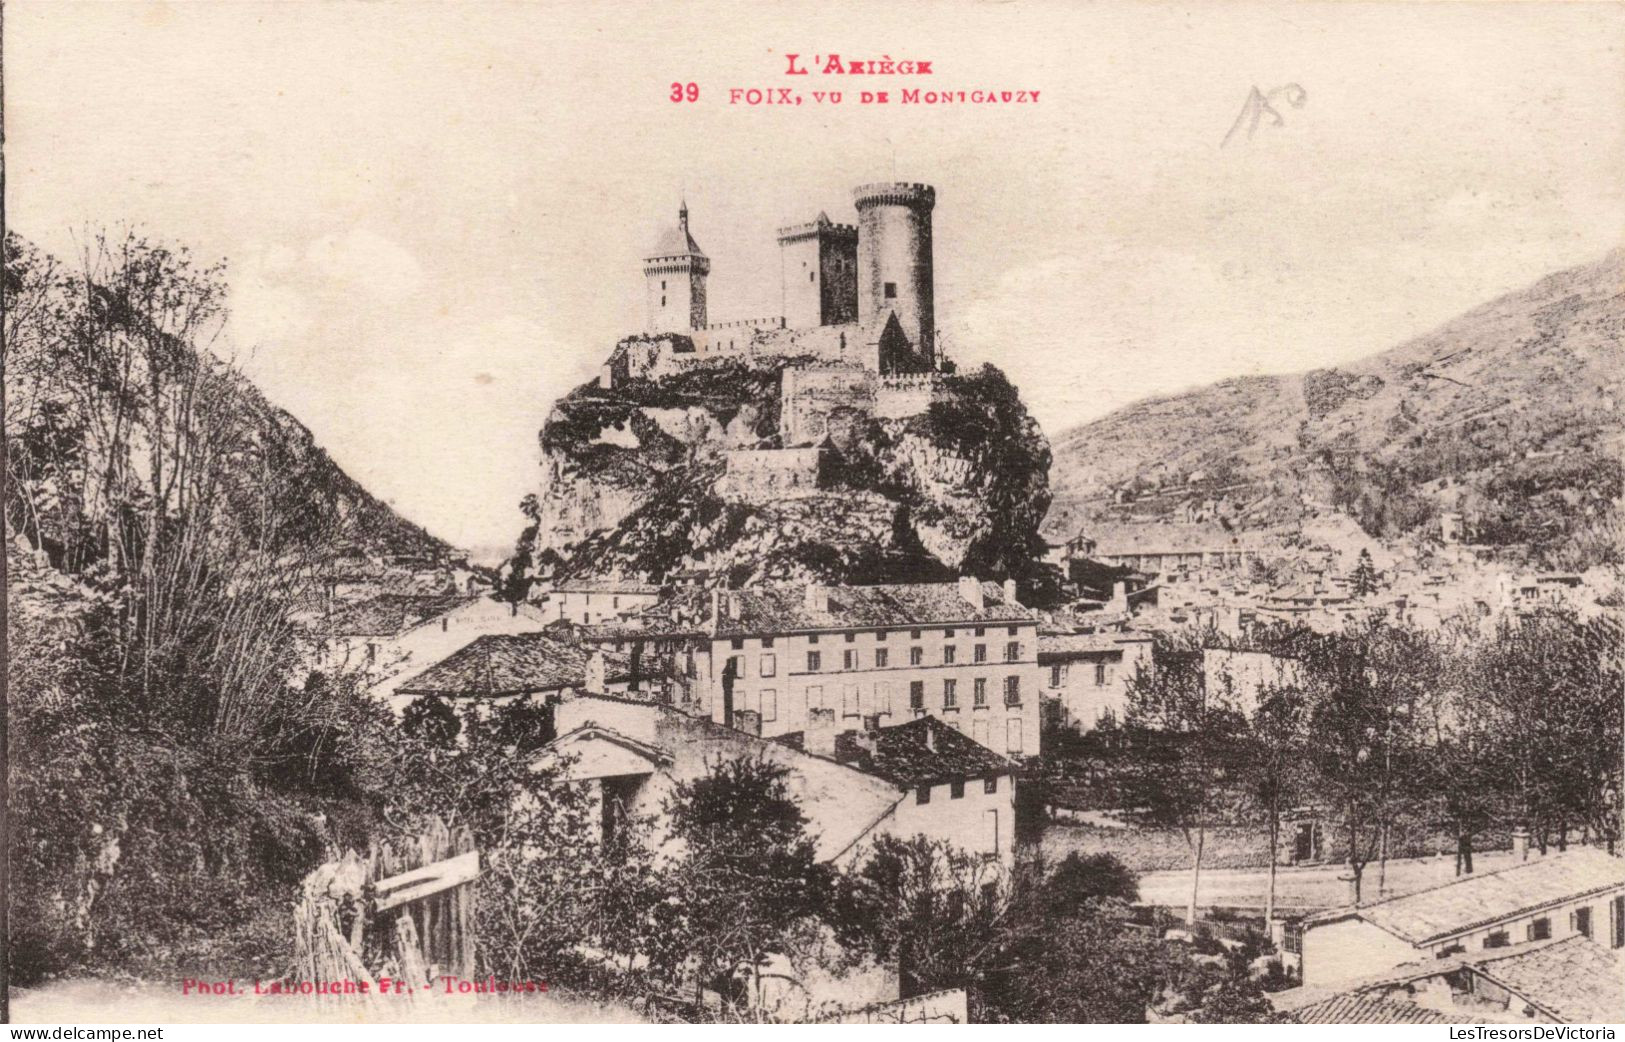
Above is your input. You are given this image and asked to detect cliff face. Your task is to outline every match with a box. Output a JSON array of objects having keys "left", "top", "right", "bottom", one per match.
[{"left": 514, "top": 356, "right": 1052, "bottom": 589}]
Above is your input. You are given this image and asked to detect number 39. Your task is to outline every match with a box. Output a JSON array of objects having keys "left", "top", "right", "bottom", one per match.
[{"left": 669, "top": 82, "right": 699, "bottom": 103}]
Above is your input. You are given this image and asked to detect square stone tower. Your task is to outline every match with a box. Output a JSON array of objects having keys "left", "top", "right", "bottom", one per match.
[{"left": 777, "top": 212, "right": 859, "bottom": 329}]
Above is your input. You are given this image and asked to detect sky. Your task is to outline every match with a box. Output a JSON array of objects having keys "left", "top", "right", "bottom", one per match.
[{"left": 8, "top": 1, "right": 1623, "bottom": 554}]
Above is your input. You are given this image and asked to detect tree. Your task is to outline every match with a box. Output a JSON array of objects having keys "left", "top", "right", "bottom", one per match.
[
  {"left": 1040, "top": 852, "right": 1140, "bottom": 916},
  {"left": 1245, "top": 685, "right": 1308, "bottom": 929},
  {"left": 661, "top": 753, "right": 836, "bottom": 1009},
  {"left": 1120, "top": 642, "right": 1249, "bottom": 922},
  {"left": 1350, "top": 548, "right": 1379, "bottom": 596},
  {"left": 1477, "top": 609, "right": 1623, "bottom": 854},
  {"left": 1292, "top": 622, "right": 1430, "bottom": 904}
]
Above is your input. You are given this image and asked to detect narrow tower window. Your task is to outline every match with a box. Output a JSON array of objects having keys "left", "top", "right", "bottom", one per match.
[{"left": 883, "top": 282, "right": 897, "bottom": 299}]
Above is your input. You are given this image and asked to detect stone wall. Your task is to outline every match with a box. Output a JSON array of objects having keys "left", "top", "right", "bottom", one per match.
[
  {"left": 781, "top": 365, "right": 877, "bottom": 445},
  {"left": 876, "top": 372, "right": 943, "bottom": 418},
  {"left": 720, "top": 447, "right": 824, "bottom": 502}
]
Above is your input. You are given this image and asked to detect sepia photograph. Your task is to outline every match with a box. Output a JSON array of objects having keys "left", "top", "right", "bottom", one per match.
[{"left": 2, "top": 0, "right": 1622, "bottom": 1029}]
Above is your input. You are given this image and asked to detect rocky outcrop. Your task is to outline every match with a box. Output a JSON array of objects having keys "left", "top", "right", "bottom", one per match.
[{"left": 511, "top": 355, "right": 1052, "bottom": 589}]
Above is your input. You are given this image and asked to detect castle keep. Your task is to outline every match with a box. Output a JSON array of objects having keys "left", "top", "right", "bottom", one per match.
[{"left": 609, "top": 183, "right": 954, "bottom": 501}]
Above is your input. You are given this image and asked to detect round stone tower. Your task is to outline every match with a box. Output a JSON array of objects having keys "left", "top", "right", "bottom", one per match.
[{"left": 853, "top": 182, "right": 936, "bottom": 367}]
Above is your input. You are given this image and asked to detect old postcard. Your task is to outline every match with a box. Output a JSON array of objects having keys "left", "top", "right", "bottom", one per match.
[{"left": 3, "top": 0, "right": 1623, "bottom": 1029}]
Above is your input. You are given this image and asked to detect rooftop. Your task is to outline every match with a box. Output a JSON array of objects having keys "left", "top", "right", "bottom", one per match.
[
  {"left": 396, "top": 633, "right": 631, "bottom": 698},
  {"left": 713, "top": 581, "right": 1038, "bottom": 637},
  {"left": 317, "top": 593, "right": 475, "bottom": 637},
  {"left": 776, "top": 715, "right": 1015, "bottom": 787},
  {"left": 1288, "top": 993, "right": 1477, "bottom": 1025},
  {"left": 1472, "top": 936, "right": 1625, "bottom": 1024},
  {"left": 1317, "top": 847, "right": 1625, "bottom": 945}
]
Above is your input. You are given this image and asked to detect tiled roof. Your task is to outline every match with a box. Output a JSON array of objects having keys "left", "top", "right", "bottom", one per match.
[
  {"left": 714, "top": 581, "right": 1038, "bottom": 637},
  {"left": 396, "top": 633, "right": 631, "bottom": 697},
  {"left": 1038, "top": 632, "right": 1149, "bottom": 657},
  {"left": 317, "top": 593, "right": 474, "bottom": 637},
  {"left": 647, "top": 223, "right": 705, "bottom": 259},
  {"left": 1289, "top": 994, "right": 1477, "bottom": 1025},
  {"left": 1472, "top": 937, "right": 1625, "bottom": 1024},
  {"left": 551, "top": 578, "right": 663, "bottom": 595},
  {"left": 1346, "top": 847, "right": 1625, "bottom": 945},
  {"left": 777, "top": 716, "right": 1015, "bottom": 787}
]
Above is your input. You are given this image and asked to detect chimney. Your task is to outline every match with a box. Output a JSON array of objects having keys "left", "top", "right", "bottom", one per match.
[
  {"left": 734, "top": 709, "right": 762, "bottom": 737},
  {"left": 1110, "top": 581, "right": 1129, "bottom": 613},
  {"left": 1003, "top": 578, "right": 1019, "bottom": 606},
  {"left": 806, "top": 707, "right": 837, "bottom": 756},
  {"left": 585, "top": 650, "right": 606, "bottom": 695},
  {"left": 805, "top": 584, "right": 829, "bottom": 613},
  {"left": 922, "top": 719, "right": 937, "bottom": 753},
  {"left": 1512, "top": 825, "right": 1530, "bottom": 861},
  {"left": 958, "top": 575, "right": 984, "bottom": 609}
]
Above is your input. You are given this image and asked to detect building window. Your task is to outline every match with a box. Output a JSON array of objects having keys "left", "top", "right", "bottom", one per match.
[
  {"left": 1095, "top": 661, "right": 1108, "bottom": 686},
  {"left": 945, "top": 627, "right": 956, "bottom": 638},
  {"left": 1283, "top": 925, "right": 1303, "bottom": 955},
  {"left": 1005, "top": 641, "right": 1020, "bottom": 662},
  {"left": 877, "top": 681, "right": 892, "bottom": 714},
  {"left": 1006, "top": 718, "right": 1023, "bottom": 754},
  {"left": 944, "top": 645, "right": 957, "bottom": 665},
  {"left": 974, "top": 678, "right": 988, "bottom": 706},
  {"left": 984, "top": 776, "right": 998, "bottom": 795},
  {"left": 1611, "top": 895, "right": 1624, "bottom": 948},
  {"left": 1573, "top": 907, "right": 1593, "bottom": 938},
  {"left": 1528, "top": 917, "right": 1551, "bottom": 942},
  {"left": 974, "top": 644, "right": 987, "bottom": 663},
  {"left": 975, "top": 626, "right": 986, "bottom": 637},
  {"left": 845, "top": 632, "right": 856, "bottom": 642},
  {"left": 986, "top": 809, "right": 1000, "bottom": 854},
  {"left": 875, "top": 648, "right": 889, "bottom": 668},
  {"left": 972, "top": 718, "right": 990, "bottom": 745},
  {"left": 807, "top": 651, "right": 821, "bottom": 672},
  {"left": 762, "top": 636, "right": 774, "bottom": 648},
  {"left": 910, "top": 681, "right": 925, "bottom": 709},
  {"left": 910, "top": 647, "right": 923, "bottom": 666},
  {"left": 613, "top": 596, "right": 620, "bottom": 609},
  {"left": 1484, "top": 930, "right": 1510, "bottom": 949},
  {"left": 951, "top": 780, "right": 965, "bottom": 799},
  {"left": 916, "top": 785, "right": 931, "bottom": 805},
  {"left": 1004, "top": 676, "right": 1021, "bottom": 706},
  {"left": 944, "top": 679, "right": 958, "bottom": 708},
  {"left": 807, "top": 685, "right": 824, "bottom": 709},
  {"left": 731, "top": 638, "right": 744, "bottom": 650},
  {"left": 661, "top": 295, "right": 666, "bottom": 307},
  {"left": 1008, "top": 625, "right": 1018, "bottom": 636},
  {"left": 884, "top": 282, "right": 897, "bottom": 299},
  {"left": 761, "top": 689, "right": 778, "bottom": 722},
  {"left": 809, "top": 271, "right": 816, "bottom": 282},
  {"left": 843, "top": 684, "right": 859, "bottom": 717},
  {"left": 761, "top": 653, "right": 776, "bottom": 678},
  {"left": 809, "top": 633, "right": 819, "bottom": 643},
  {"left": 911, "top": 628, "right": 922, "bottom": 639},
  {"left": 661, "top": 280, "right": 666, "bottom": 290},
  {"left": 1050, "top": 663, "right": 1063, "bottom": 687},
  {"left": 844, "top": 649, "right": 858, "bottom": 670},
  {"left": 876, "top": 630, "right": 888, "bottom": 641}
]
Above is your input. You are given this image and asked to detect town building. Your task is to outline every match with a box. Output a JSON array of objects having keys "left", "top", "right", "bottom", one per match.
[
  {"left": 1038, "top": 630, "right": 1153, "bottom": 730},
  {"left": 538, "top": 578, "right": 663, "bottom": 625},
  {"left": 306, "top": 593, "right": 552, "bottom": 699},
  {"left": 393, "top": 630, "right": 632, "bottom": 715},
  {"left": 541, "top": 695, "right": 1018, "bottom": 869},
  {"left": 585, "top": 578, "right": 1045, "bottom": 757},
  {"left": 1273, "top": 936, "right": 1625, "bottom": 1025},
  {"left": 1286, "top": 847, "right": 1625, "bottom": 987}
]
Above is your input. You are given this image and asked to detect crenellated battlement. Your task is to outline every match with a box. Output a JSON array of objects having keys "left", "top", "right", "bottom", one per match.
[{"left": 852, "top": 183, "right": 937, "bottom": 210}]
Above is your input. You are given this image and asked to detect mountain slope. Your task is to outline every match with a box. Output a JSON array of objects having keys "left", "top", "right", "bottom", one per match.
[{"left": 1046, "top": 250, "right": 1624, "bottom": 566}]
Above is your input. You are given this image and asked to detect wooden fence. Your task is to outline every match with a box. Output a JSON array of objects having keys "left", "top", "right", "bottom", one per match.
[{"left": 293, "top": 816, "right": 479, "bottom": 1009}]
